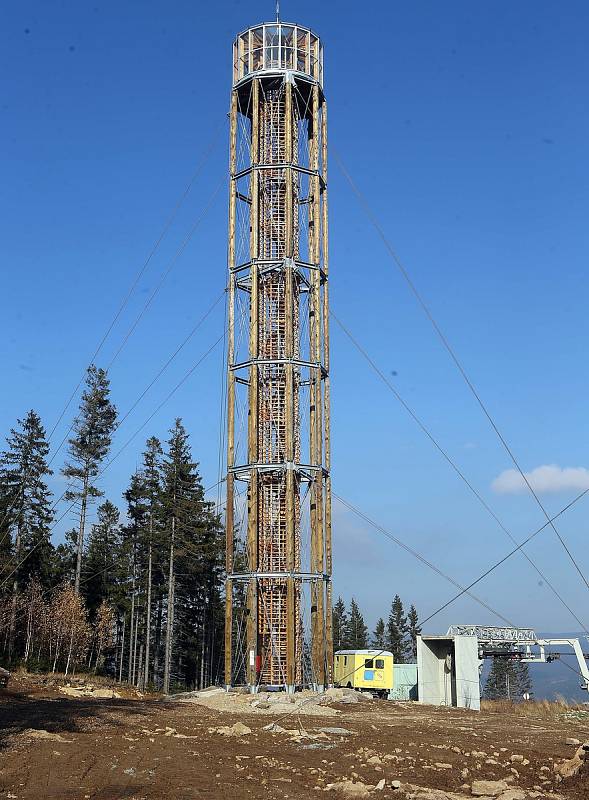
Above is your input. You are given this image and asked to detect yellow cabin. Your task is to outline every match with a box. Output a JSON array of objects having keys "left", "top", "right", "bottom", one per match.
[{"left": 334, "top": 649, "right": 394, "bottom": 695}]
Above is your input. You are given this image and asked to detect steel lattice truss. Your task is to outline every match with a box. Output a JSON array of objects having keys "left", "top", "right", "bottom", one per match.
[
  {"left": 224, "top": 22, "right": 332, "bottom": 691},
  {"left": 447, "top": 625, "right": 538, "bottom": 643}
]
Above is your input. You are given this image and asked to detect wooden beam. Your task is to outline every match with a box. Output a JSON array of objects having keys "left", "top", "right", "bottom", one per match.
[
  {"left": 309, "top": 82, "right": 326, "bottom": 688},
  {"left": 284, "top": 78, "right": 297, "bottom": 687},
  {"left": 246, "top": 78, "right": 260, "bottom": 687},
  {"left": 321, "top": 96, "right": 333, "bottom": 685},
  {"left": 225, "top": 88, "right": 238, "bottom": 688},
  {"left": 285, "top": 80, "right": 294, "bottom": 260}
]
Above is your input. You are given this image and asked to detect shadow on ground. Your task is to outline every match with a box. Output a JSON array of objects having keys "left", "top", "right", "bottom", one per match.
[{"left": 0, "top": 686, "right": 152, "bottom": 750}]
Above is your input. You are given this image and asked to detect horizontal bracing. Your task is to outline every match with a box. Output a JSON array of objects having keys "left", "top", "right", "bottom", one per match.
[{"left": 227, "top": 571, "right": 330, "bottom": 581}]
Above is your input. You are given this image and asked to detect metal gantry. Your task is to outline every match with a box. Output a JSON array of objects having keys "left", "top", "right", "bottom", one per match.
[
  {"left": 447, "top": 625, "right": 589, "bottom": 691},
  {"left": 447, "top": 625, "right": 538, "bottom": 642},
  {"left": 224, "top": 22, "right": 331, "bottom": 692}
]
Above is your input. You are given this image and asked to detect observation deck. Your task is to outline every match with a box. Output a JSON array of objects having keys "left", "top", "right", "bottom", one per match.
[{"left": 233, "top": 22, "right": 323, "bottom": 87}]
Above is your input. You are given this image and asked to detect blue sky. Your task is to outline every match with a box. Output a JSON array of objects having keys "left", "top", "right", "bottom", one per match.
[{"left": 2, "top": 1, "right": 589, "bottom": 636}]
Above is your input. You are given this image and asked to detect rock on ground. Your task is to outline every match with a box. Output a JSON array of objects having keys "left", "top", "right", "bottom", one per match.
[
  {"left": 471, "top": 780, "right": 509, "bottom": 797},
  {"left": 323, "top": 687, "right": 370, "bottom": 705},
  {"left": 21, "top": 729, "right": 73, "bottom": 743},
  {"left": 59, "top": 685, "right": 120, "bottom": 699},
  {"left": 497, "top": 790, "right": 526, "bottom": 800},
  {"left": 553, "top": 744, "right": 588, "bottom": 778},
  {"left": 317, "top": 727, "right": 355, "bottom": 736},
  {"left": 326, "top": 779, "right": 371, "bottom": 797},
  {"left": 214, "top": 722, "right": 252, "bottom": 737}
]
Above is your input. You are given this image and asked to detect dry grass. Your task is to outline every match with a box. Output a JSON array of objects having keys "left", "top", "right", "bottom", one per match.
[
  {"left": 12, "top": 667, "right": 116, "bottom": 686},
  {"left": 10, "top": 669, "right": 161, "bottom": 701},
  {"left": 481, "top": 697, "right": 589, "bottom": 719}
]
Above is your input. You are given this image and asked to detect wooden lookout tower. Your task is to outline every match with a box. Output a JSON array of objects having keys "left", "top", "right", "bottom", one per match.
[{"left": 224, "top": 20, "right": 331, "bottom": 692}]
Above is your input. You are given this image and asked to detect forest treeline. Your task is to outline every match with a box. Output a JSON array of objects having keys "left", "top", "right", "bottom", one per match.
[
  {"left": 0, "top": 365, "right": 423, "bottom": 690},
  {"left": 333, "top": 595, "right": 421, "bottom": 663},
  {"left": 0, "top": 366, "right": 224, "bottom": 692}
]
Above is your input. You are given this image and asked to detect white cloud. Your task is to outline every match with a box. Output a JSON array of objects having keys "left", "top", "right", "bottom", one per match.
[{"left": 492, "top": 464, "right": 589, "bottom": 495}]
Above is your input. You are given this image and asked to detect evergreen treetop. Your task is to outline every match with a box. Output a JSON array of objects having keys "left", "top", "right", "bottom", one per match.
[
  {"left": 62, "top": 365, "right": 117, "bottom": 490},
  {"left": 371, "top": 617, "right": 386, "bottom": 649},
  {"left": 0, "top": 410, "right": 54, "bottom": 588},
  {"left": 346, "top": 597, "right": 368, "bottom": 649},
  {"left": 407, "top": 604, "right": 421, "bottom": 661},
  {"left": 386, "top": 594, "right": 409, "bottom": 663},
  {"left": 332, "top": 596, "right": 349, "bottom": 651},
  {"left": 484, "top": 657, "right": 533, "bottom": 701},
  {"left": 62, "top": 364, "right": 117, "bottom": 593}
]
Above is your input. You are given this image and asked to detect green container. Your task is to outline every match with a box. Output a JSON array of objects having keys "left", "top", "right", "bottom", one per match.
[{"left": 388, "top": 663, "right": 418, "bottom": 700}]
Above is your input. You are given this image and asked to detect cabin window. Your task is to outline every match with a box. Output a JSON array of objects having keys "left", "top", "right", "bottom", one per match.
[
  {"left": 344, "top": 656, "right": 347, "bottom": 665},
  {"left": 364, "top": 658, "right": 374, "bottom": 669},
  {"left": 251, "top": 27, "right": 263, "bottom": 71},
  {"left": 375, "top": 659, "right": 384, "bottom": 669}
]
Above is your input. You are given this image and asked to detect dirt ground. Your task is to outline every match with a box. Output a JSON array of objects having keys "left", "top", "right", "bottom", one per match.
[{"left": 1, "top": 675, "right": 588, "bottom": 800}]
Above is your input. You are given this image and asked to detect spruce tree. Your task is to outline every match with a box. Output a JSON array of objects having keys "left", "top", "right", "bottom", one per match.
[
  {"left": 0, "top": 506, "right": 12, "bottom": 578},
  {"left": 386, "top": 594, "right": 408, "bottom": 663},
  {"left": 0, "top": 410, "right": 54, "bottom": 658},
  {"left": 332, "top": 596, "right": 349, "bottom": 652},
  {"left": 160, "top": 419, "right": 223, "bottom": 691},
  {"left": 484, "top": 657, "right": 533, "bottom": 700},
  {"left": 484, "top": 658, "right": 508, "bottom": 700},
  {"left": 407, "top": 604, "right": 421, "bottom": 661},
  {"left": 515, "top": 660, "right": 533, "bottom": 698},
  {"left": 141, "top": 436, "right": 164, "bottom": 688},
  {"left": 62, "top": 365, "right": 117, "bottom": 593},
  {"left": 372, "top": 617, "right": 386, "bottom": 649},
  {"left": 0, "top": 410, "right": 54, "bottom": 587},
  {"left": 121, "top": 471, "right": 150, "bottom": 686},
  {"left": 83, "top": 500, "right": 121, "bottom": 618},
  {"left": 52, "top": 530, "right": 78, "bottom": 586},
  {"left": 345, "top": 598, "right": 368, "bottom": 649}
]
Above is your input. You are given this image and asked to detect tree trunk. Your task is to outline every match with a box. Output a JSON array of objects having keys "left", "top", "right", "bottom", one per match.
[
  {"left": 118, "top": 617, "right": 125, "bottom": 683},
  {"left": 153, "top": 597, "right": 162, "bottom": 686},
  {"left": 136, "top": 643, "right": 144, "bottom": 689},
  {"left": 200, "top": 612, "right": 206, "bottom": 690},
  {"left": 128, "top": 591, "right": 135, "bottom": 683},
  {"left": 163, "top": 517, "right": 175, "bottom": 695},
  {"left": 8, "top": 583, "right": 18, "bottom": 663},
  {"left": 52, "top": 640, "right": 60, "bottom": 674},
  {"left": 65, "top": 627, "right": 75, "bottom": 676},
  {"left": 114, "top": 620, "right": 119, "bottom": 677},
  {"left": 25, "top": 590, "right": 35, "bottom": 666},
  {"left": 144, "top": 516, "right": 153, "bottom": 688},
  {"left": 24, "top": 590, "right": 34, "bottom": 664},
  {"left": 7, "top": 526, "right": 22, "bottom": 663},
  {"left": 74, "top": 472, "right": 89, "bottom": 594},
  {"left": 95, "top": 641, "right": 103, "bottom": 672},
  {"left": 208, "top": 593, "right": 215, "bottom": 687},
  {"left": 132, "top": 610, "right": 139, "bottom": 684}
]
